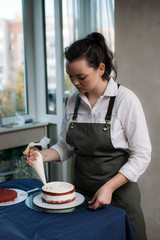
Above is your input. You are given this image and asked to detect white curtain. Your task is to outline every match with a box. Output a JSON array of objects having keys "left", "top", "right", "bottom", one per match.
[
  {"left": 62, "top": 0, "right": 78, "bottom": 46},
  {"left": 62, "top": 0, "right": 115, "bottom": 51},
  {"left": 90, "top": 0, "right": 115, "bottom": 51}
]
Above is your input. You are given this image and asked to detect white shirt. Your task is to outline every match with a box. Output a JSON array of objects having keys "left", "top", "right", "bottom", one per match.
[{"left": 51, "top": 78, "right": 151, "bottom": 182}]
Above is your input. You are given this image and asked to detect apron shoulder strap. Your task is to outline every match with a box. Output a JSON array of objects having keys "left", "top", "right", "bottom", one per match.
[
  {"left": 72, "top": 93, "right": 81, "bottom": 120},
  {"left": 105, "top": 83, "right": 120, "bottom": 122}
]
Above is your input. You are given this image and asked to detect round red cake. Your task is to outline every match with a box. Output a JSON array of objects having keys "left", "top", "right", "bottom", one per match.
[{"left": 0, "top": 189, "right": 17, "bottom": 203}]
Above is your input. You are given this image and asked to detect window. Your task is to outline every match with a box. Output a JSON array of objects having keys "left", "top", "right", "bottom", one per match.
[
  {"left": 62, "top": 0, "right": 78, "bottom": 97},
  {"left": 0, "top": 0, "right": 27, "bottom": 118}
]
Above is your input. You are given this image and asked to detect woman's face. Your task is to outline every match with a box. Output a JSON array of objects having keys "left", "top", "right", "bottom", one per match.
[{"left": 66, "top": 58, "right": 105, "bottom": 94}]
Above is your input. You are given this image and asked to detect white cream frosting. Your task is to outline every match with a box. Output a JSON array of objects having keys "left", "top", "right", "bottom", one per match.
[{"left": 42, "top": 182, "right": 74, "bottom": 193}]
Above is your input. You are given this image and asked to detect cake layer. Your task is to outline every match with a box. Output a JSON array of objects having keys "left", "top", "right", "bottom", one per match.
[
  {"left": 42, "top": 187, "right": 75, "bottom": 196},
  {"left": 41, "top": 192, "right": 75, "bottom": 203},
  {"left": 0, "top": 189, "right": 17, "bottom": 203}
]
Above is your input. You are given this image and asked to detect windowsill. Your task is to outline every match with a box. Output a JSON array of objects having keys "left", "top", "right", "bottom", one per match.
[
  {"left": 0, "top": 121, "right": 48, "bottom": 133},
  {"left": 0, "top": 121, "right": 48, "bottom": 150}
]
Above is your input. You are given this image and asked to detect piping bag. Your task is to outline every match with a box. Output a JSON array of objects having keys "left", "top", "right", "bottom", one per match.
[{"left": 23, "top": 137, "right": 50, "bottom": 185}]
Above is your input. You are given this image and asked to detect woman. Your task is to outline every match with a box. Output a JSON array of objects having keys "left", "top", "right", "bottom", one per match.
[{"left": 26, "top": 32, "right": 151, "bottom": 240}]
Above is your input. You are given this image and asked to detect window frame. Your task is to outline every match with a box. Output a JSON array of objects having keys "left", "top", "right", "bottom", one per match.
[
  {"left": 1, "top": 0, "right": 65, "bottom": 129},
  {"left": 1, "top": 0, "right": 35, "bottom": 126}
]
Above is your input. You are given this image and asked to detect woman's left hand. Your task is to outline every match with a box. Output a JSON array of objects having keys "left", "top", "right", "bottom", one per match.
[
  {"left": 88, "top": 173, "right": 128, "bottom": 210},
  {"left": 88, "top": 183, "right": 113, "bottom": 210}
]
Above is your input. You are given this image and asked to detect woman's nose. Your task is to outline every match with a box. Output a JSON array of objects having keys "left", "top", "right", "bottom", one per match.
[{"left": 72, "top": 77, "right": 80, "bottom": 86}]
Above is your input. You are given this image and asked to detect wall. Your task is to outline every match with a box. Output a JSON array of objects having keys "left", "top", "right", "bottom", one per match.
[{"left": 115, "top": 0, "right": 160, "bottom": 239}]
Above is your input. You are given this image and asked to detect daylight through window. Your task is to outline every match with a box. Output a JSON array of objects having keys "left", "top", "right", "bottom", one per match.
[{"left": 0, "top": 0, "right": 27, "bottom": 118}]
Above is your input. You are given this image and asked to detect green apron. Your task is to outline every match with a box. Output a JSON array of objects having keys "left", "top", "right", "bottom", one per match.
[{"left": 66, "top": 91, "right": 147, "bottom": 240}]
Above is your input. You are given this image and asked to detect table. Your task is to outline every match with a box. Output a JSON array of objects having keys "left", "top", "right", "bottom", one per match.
[{"left": 0, "top": 178, "right": 135, "bottom": 240}]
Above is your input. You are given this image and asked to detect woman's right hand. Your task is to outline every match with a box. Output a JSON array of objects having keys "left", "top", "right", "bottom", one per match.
[{"left": 24, "top": 147, "right": 39, "bottom": 166}]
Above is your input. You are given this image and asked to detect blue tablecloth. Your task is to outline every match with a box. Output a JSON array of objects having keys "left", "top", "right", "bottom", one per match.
[{"left": 0, "top": 178, "right": 135, "bottom": 240}]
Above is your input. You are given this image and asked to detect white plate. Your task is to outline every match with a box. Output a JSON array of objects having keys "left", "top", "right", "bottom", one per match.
[
  {"left": 33, "top": 192, "right": 85, "bottom": 210},
  {"left": 0, "top": 189, "right": 28, "bottom": 206}
]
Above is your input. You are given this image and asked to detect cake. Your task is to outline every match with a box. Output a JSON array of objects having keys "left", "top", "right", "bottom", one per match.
[
  {"left": 0, "top": 189, "right": 17, "bottom": 203},
  {"left": 41, "top": 182, "right": 76, "bottom": 204}
]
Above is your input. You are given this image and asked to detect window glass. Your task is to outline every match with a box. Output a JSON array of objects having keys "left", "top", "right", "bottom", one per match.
[
  {"left": 62, "top": 0, "right": 78, "bottom": 97},
  {"left": 0, "top": 0, "right": 27, "bottom": 117},
  {"left": 44, "top": 0, "right": 56, "bottom": 114}
]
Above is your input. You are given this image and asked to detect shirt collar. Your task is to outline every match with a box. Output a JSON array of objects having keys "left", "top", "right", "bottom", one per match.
[{"left": 103, "top": 77, "right": 118, "bottom": 97}]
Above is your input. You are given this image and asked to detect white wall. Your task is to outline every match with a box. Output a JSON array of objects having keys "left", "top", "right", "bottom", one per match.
[{"left": 115, "top": 0, "right": 160, "bottom": 239}]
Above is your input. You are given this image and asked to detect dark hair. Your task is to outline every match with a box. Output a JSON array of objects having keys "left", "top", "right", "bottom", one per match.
[{"left": 64, "top": 32, "right": 117, "bottom": 80}]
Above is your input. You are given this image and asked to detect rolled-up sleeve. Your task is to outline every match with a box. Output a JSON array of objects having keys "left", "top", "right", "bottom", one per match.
[{"left": 118, "top": 91, "right": 151, "bottom": 182}]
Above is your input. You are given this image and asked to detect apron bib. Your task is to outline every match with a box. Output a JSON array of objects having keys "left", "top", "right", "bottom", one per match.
[{"left": 66, "top": 91, "right": 147, "bottom": 240}]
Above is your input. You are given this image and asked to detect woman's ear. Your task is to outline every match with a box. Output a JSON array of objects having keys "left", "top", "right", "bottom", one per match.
[{"left": 99, "top": 63, "right": 105, "bottom": 76}]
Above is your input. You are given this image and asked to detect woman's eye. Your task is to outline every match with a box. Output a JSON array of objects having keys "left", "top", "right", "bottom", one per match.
[
  {"left": 79, "top": 77, "right": 86, "bottom": 80},
  {"left": 68, "top": 75, "right": 86, "bottom": 81}
]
